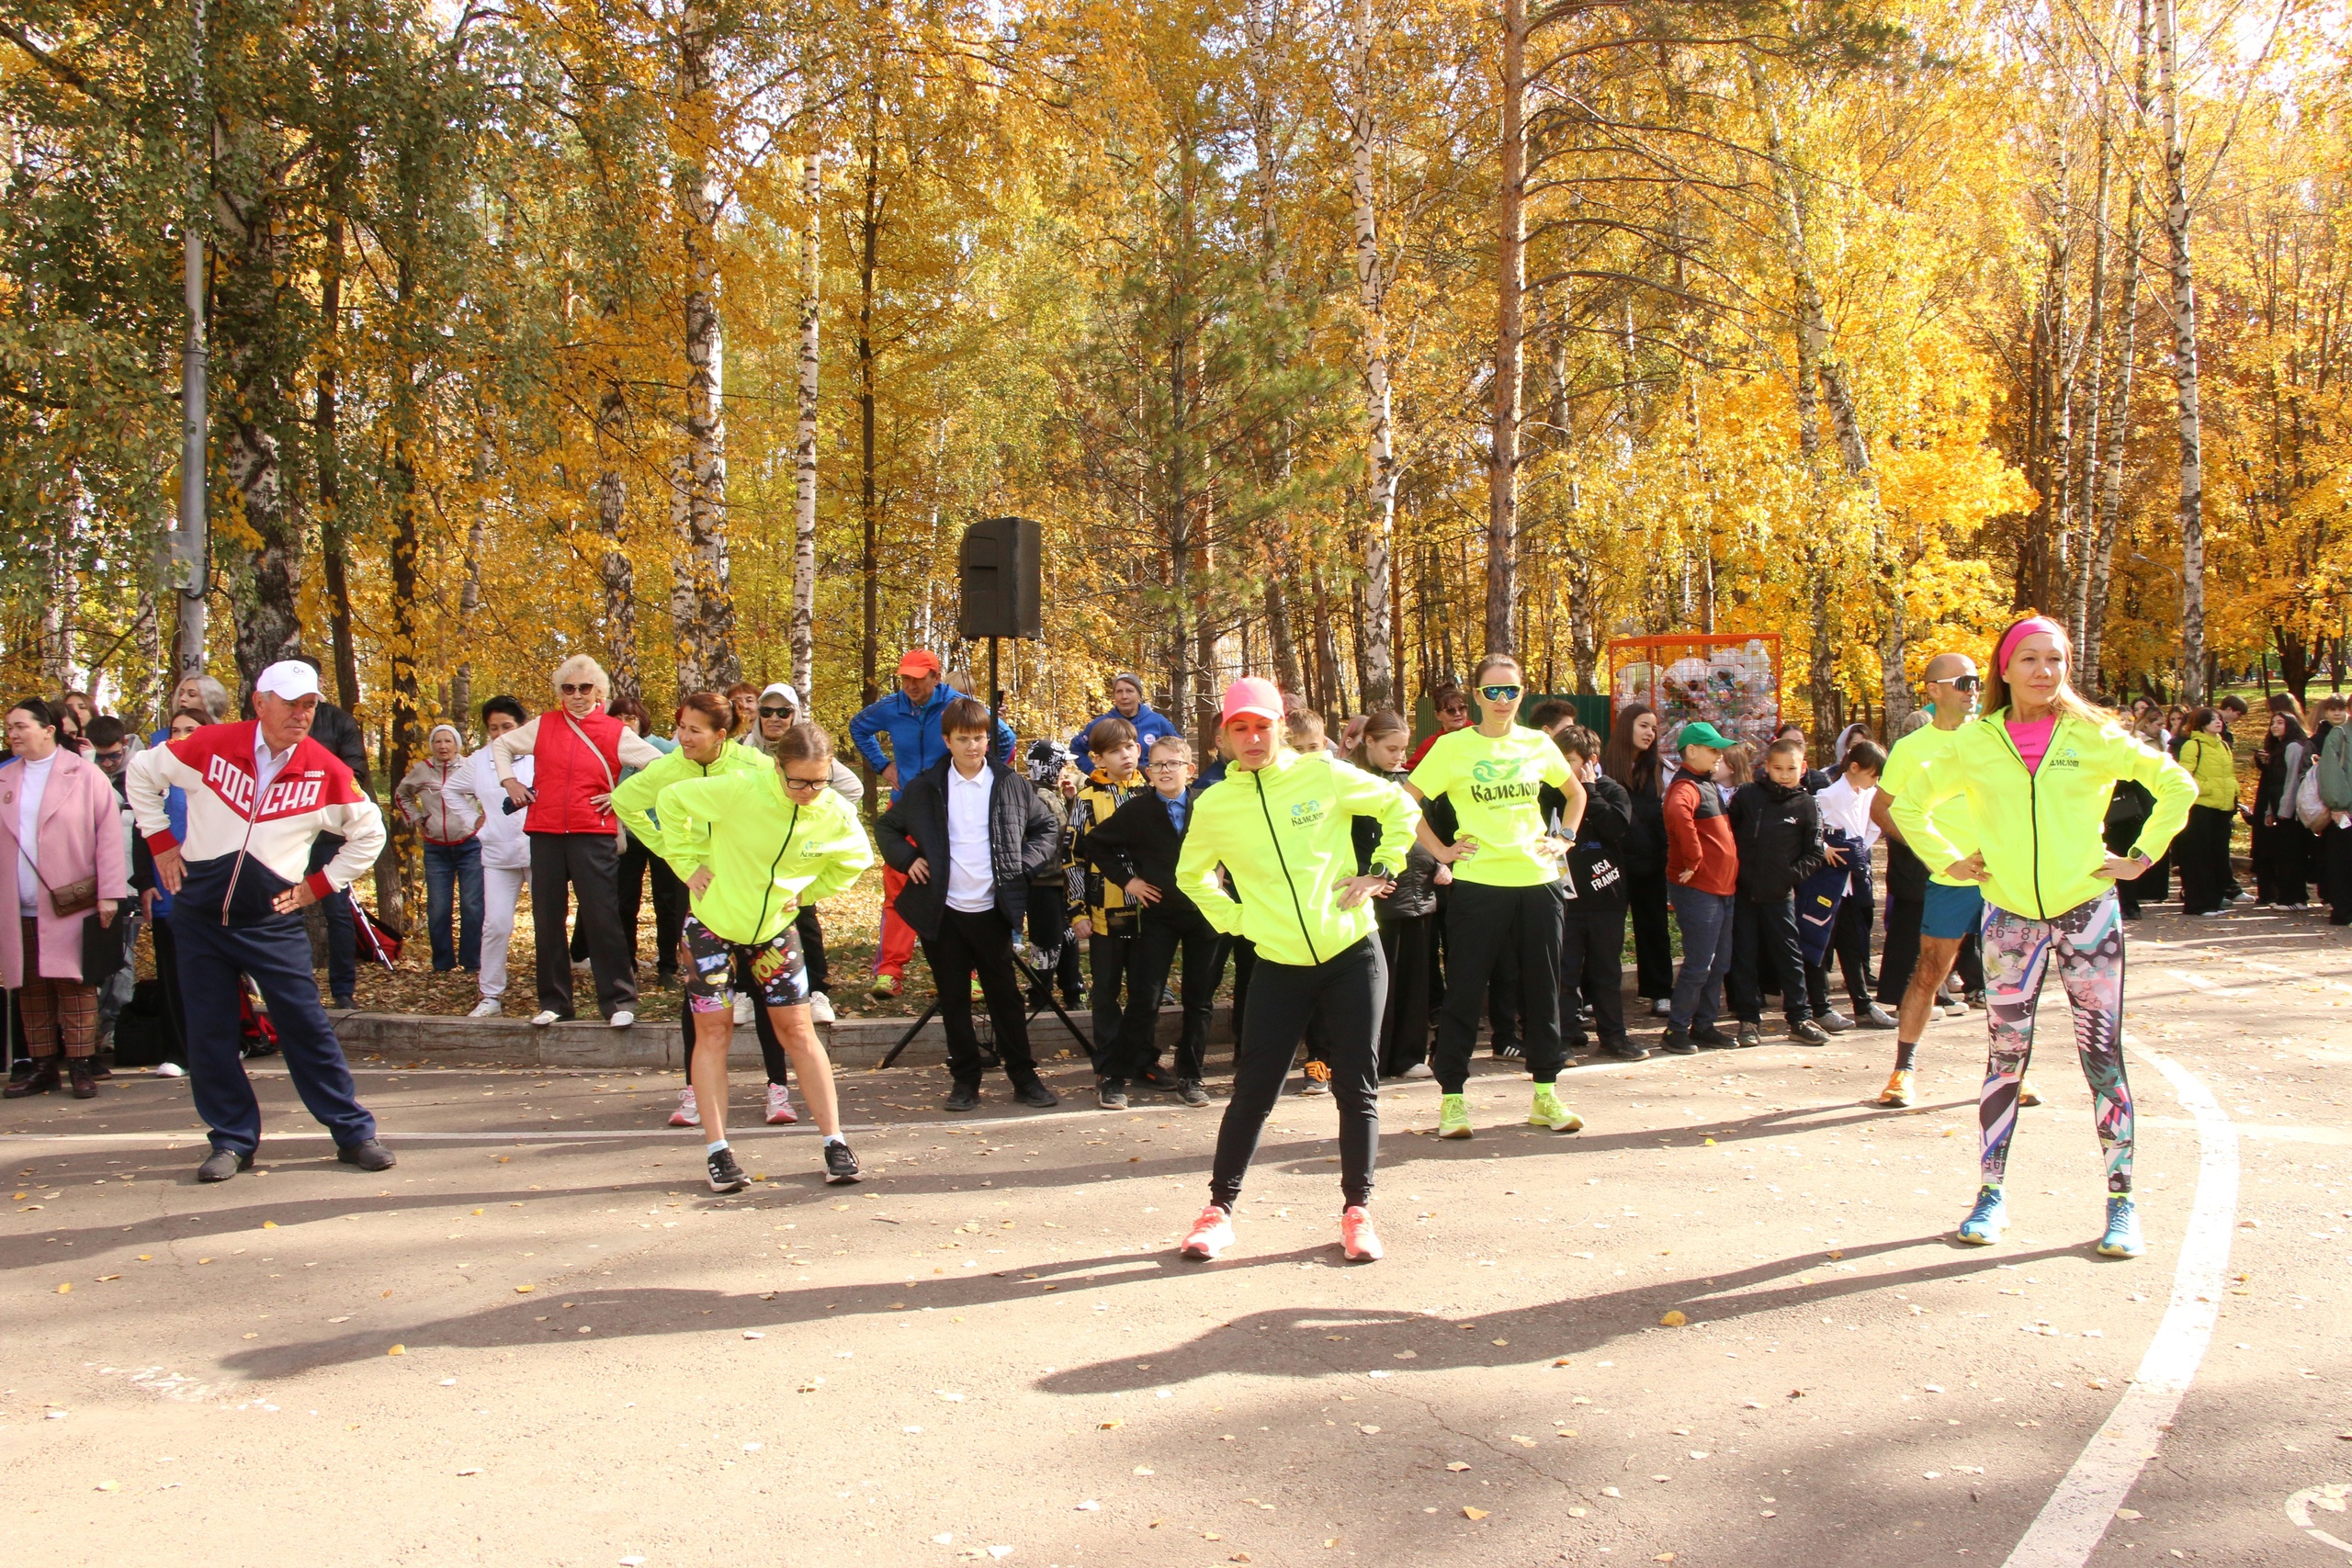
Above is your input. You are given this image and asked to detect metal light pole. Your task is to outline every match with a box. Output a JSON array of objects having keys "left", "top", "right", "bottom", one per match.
[{"left": 174, "top": 0, "right": 209, "bottom": 677}]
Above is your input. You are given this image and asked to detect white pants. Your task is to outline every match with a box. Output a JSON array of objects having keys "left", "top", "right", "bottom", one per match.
[{"left": 479, "top": 862, "right": 529, "bottom": 999}]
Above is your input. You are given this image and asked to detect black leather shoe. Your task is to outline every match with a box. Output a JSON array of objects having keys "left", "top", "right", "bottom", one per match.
[
  {"left": 944, "top": 1082, "right": 981, "bottom": 1112},
  {"left": 197, "top": 1147, "right": 254, "bottom": 1183},
  {"left": 68, "top": 1060, "right": 98, "bottom": 1099},
  {"left": 4, "top": 1059, "right": 60, "bottom": 1099},
  {"left": 336, "top": 1138, "right": 397, "bottom": 1172},
  {"left": 1013, "top": 1079, "right": 1059, "bottom": 1110}
]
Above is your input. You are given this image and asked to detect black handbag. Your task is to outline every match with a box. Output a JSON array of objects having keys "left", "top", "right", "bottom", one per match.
[{"left": 79, "top": 910, "right": 127, "bottom": 986}]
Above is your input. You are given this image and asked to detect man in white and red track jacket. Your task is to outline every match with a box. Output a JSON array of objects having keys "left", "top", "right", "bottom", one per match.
[{"left": 124, "top": 660, "right": 393, "bottom": 1182}]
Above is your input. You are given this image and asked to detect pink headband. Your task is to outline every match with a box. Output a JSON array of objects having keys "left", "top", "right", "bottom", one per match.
[{"left": 1996, "top": 616, "right": 2066, "bottom": 675}]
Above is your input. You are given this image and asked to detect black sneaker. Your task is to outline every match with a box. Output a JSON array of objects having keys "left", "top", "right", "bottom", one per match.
[
  {"left": 823, "top": 1141, "right": 862, "bottom": 1184},
  {"left": 944, "top": 1082, "right": 981, "bottom": 1112},
  {"left": 707, "top": 1145, "right": 750, "bottom": 1193},
  {"left": 336, "top": 1138, "right": 397, "bottom": 1171},
  {"left": 1491, "top": 1043, "right": 1525, "bottom": 1060},
  {"left": 1014, "top": 1079, "right": 1060, "bottom": 1110},
  {"left": 1657, "top": 1026, "right": 1698, "bottom": 1055},
  {"left": 1690, "top": 1022, "right": 1736, "bottom": 1048},
  {"left": 1600, "top": 1038, "right": 1648, "bottom": 1062},
  {"left": 1789, "top": 1019, "right": 1831, "bottom": 1045},
  {"left": 1177, "top": 1078, "right": 1211, "bottom": 1107},
  {"left": 197, "top": 1146, "right": 254, "bottom": 1183},
  {"left": 1735, "top": 1024, "right": 1763, "bottom": 1049},
  {"left": 1097, "top": 1079, "right": 1129, "bottom": 1110},
  {"left": 1137, "top": 1065, "right": 1178, "bottom": 1090}
]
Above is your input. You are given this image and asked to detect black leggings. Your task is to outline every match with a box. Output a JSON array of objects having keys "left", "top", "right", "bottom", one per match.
[
  {"left": 1431, "top": 880, "right": 1562, "bottom": 1091},
  {"left": 1210, "top": 936, "right": 1385, "bottom": 1210}
]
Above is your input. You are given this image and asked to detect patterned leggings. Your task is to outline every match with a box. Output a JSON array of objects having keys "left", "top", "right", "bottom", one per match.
[{"left": 1977, "top": 891, "right": 2133, "bottom": 1195}]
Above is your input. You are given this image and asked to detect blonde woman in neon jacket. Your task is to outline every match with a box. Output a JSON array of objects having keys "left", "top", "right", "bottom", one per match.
[{"left": 1892, "top": 616, "right": 2195, "bottom": 1261}]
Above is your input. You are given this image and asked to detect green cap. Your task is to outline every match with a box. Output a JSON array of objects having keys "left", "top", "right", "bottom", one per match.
[{"left": 1675, "top": 720, "right": 1733, "bottom": 751}]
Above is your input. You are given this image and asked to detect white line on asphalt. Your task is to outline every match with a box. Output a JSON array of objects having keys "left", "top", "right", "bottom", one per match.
[
  {"left": 2285, "top": 1486, "right": 2352, "bottom": 1555},
  {"left": 2000, "top": 1041, "right": 2238, "bottom": 1568}
]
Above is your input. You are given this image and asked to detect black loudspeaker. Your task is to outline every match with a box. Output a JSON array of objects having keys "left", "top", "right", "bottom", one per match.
[{"left": 957, "top": 516, "right": 1044, "bottom": 640}]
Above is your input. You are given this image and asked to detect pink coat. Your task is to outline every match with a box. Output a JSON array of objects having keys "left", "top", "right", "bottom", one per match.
[{"left": 0, "top": 749, "right": 130, "bottom": 987}]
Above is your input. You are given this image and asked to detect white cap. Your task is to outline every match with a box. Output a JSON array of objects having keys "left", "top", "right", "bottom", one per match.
[
  {"left": 255, "top": 660, "right": 322, "bottom": 702},
  {"left": 760, "top": 682, "right": 799, "bottom": 710}
]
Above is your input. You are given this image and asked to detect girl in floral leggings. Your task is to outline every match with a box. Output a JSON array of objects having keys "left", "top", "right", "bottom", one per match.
[{"left": 1891, "top": 616, "right": 2196, "bottom": 1258}]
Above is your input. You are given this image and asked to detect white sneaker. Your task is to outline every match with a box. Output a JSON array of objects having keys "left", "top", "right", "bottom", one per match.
[
  {"left": 1400, "top": 1062, "right": 1434, "bottom": 1079},
  {"left": 153, "top": 1062, "right": 187, "bottom": 1077},
  {"left": 609, "top": 1010, "right": 636, "bottom": 1029},
  {"left": 571, "top": 956, "right": 593, "bottom": 973},
  {"left": 764, "top": 1082, "right": 798, "bottom": 1124},
  {"left": 1650, "top": 998, "right": 1673, "bottom": 1017},
  {"left": 669, "top": 1088, "right": 700, "bottom": 1128},
  {"left": 530, "top": 1010, "right": 561, "bottom": 1027},
  {"left": 469, "top": 998, "right": 502, "bottom": 1020},
  {"left": 808, "top": 991, "right": 836, "bottom": 1025},
  {"left": 732, "top": 993, "right": 753, "bottom": 1026}
]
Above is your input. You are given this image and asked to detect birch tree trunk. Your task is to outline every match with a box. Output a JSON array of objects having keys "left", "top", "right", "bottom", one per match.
[
  {"left": 213, "top": 152, "right": 304, "bottom": 696},
  {"left": 2157, "top": 0, "right": 2206, "bottom": 700},
  {"left": 594, "top": 373, "right": 639, "bottom": 702},
  {"left": 453, "top": 429, "right": 487, "bottom": 728},
  {"left": 673, "top": 0, "right": 740, "bottom": 694},
  {"left": 2086, "top": 0, "right": 2154, "bottom": 696},
  {"left": 1344, "top": 0, "right": 1396, "bottom": 710},
  {"left": 2068, "top": 111, "right": 2112, "bottom": 650},
  {"left": 791, "top": 150, "right": 820, "bottom": 708},
  {"left": 1486, "top": 0, "right": 1527, "bottom": 654}
]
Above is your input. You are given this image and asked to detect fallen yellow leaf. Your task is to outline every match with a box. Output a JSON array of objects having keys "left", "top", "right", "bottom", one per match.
[
  {"left": 1463, "top": 1506, "right": 1489, "bottom": 1519},
  {"left": 514, "top": 1284, "right": 535, "bottom": 1293},
  {"left": 1660, "top": 1310, "right": 1688, "bottom": 1327},
  {"left": 387, "top": 1344, "right": 406, "bottom": 1356}
]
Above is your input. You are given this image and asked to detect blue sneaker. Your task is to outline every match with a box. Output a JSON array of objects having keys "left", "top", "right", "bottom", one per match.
[
  {"left": 1956, "top": 1185, "right": 2007, "bottom": 1246},
  {"left": 2098, "top": 1195, "right": 2144, "bottom": 1258}
]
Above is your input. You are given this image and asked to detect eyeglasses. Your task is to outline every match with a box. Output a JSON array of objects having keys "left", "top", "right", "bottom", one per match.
[
  {"left": 782, "top": 774, "right": 831, "bottom": 793},
  {"left": 758, "top": 705, "right": 794, "bottom": 719},
  {"left": 1478, "top": 684, "right": 1522, "bottom": 703},
  {"left": 559, "top": 682, "right": 597, "bottom": 696},
  {"left": 1147, "top": 758, "right": 1188, "bottom": 770}
]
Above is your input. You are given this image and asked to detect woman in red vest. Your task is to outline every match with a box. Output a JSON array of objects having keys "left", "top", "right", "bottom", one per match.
[{"left": 491, "top": 655, "right": 665, "bottom": 1027}]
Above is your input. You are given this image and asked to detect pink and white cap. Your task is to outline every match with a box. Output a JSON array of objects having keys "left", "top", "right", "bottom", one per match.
[{"left": 1218, "top": 677, "right": 1283, "bottom": 728}]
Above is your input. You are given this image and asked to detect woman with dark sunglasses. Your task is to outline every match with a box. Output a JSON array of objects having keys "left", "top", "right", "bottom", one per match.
[{"left": 1408, "top": 653, "right": 1587, "bottom": 1139}]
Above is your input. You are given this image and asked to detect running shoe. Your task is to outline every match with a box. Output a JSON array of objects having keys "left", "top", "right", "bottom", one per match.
[
  {"left": 1295, "top": 1073, "right": 1331, "bottom": 1099},
  {"left": 732, "top": 993, "right": 754, "bottom": 1026},
  {"left": 1735, "top": 1024, "right": 1763, "bottom": 1049},
  {"left": 1437, "top": 1093, "right": 1473, "bottom": 1139},
  {"left": 1180, "top": 1202, "right": 1235, "bottom": 1260},
  {"left": 808, "top": 991, "right": 836, "bottom": 1025},
  {"left": 1790, "top": 1020, "right": 1831, "bottom": 1045},
  {"left": 1816, "top": 1010, "right": 1853, "bottom": 1033},
  {"left": 469, "top": 998, "right": 502, "bottom": 1019},
  {"left": 1876, "top": 1068, "right": 1915, "bottom": 1108},
  {"left": 707, "top": 1145, "right": 750, "bottom": 1194},
  {"left": 1340, "top": 1205, "right": 1383, "bottom": 1262},
  {"left": 870, "top": 972, "right": 901, "bottom": 1000},
  {"left": 823, "top": 1141, "right": 863, "bottom": 1185},
  {"left": 669, "top": 1087, "right": 701, "bottom": 1128},
  {"left": 1691, "top": 1023, "right": 1735, "bottom": 1049},
  {"left": 1657, "top": 1026, "right": 1698, "bottom": 1055},
  {"left": 1176, "top": 1078, "right": 1211, "bottom": 1108},
  {"left": 1855, "top": 1002, "right": 1899, "bottom": 1029},
  {"left": 1956, "top": 1185, "right": 2007, "bottom": 1246},
  {"left": 1400, "top": 1063, "right": 1434, "bottom": 1079},
  {"left": 2097, "top": 1195, "right": 2143, "bottom": 1258},
  {"left": 1650, "top": 998, "right": 1673, "bottom": 1017},
  {"left": 2018, "top": 1079, "right": 2043, "bottom": 1108},
  {"left": 765, "top": 1083, "right": 798, "bottom": 1124},
  {"left": 1528, "top": 1086, "right": 1583, "bottom": 1133},
  {"left": 1491, "top": 1042, "right": 1526, "bottom": 1061},
  {"left": 1097, "top": 1078, "right": 1129, "bottom": 1110}
]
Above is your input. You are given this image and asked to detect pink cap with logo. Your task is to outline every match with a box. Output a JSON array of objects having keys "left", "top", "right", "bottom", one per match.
[{"left": 1218, "top": 677, "right": 1283, "bottom": 728}]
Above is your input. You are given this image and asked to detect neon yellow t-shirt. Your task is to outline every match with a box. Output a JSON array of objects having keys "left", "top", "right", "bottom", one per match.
[
  {"left": 1408, "top": 724, "right": 1574, "bottom": 887},
  {"left": 1881, "top": 722, "right": 1978, "bottom": 887}
]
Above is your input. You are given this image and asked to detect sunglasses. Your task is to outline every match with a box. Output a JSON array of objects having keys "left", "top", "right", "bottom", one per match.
[
  {"left": 1478, "top": 684, "right": 1522, "bottom": 703},
  {"left": 782, "top": 774, "right": 831, "bottom": 793},
  {"left": 1943, "top": 674, "right": 1983, "bottom": 693},
  {"left": 560, "top": 682, "right": 597, "bottom": 696},
  {"left": 759, "top": 705, "right": 794, "bottom": 718}
]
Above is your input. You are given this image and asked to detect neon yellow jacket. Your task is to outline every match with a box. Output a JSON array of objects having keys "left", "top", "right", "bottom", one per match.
[
  {"left": 654, "top": 769, "right": 874, "bottom": 946},
  {"left": 2177, "top": 730, "right": 2240, "bottom": 811},
  {"left": 1891, "top": 707, "right": 2197, "bottom": 921},
  {"left": 1174, "top": 747, "right": 1419, "bottom": 967},
  {"left": 609, "top": 739, "right": 770, "bottom": 854}
]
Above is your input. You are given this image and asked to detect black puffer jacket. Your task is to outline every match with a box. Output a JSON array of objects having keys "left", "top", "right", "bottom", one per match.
[
  {"left": 1354, "top": 766, "right": 1441, "bottom": 919},
  {"left": 876, "top": 758, "right": 1060, "bottom": 939},
  {"left": 1564, "top": 773, "right": 1634, "bottom": 908},
  {"left": 1727, "top": 777, "right": 1826, "bottom": 902}
]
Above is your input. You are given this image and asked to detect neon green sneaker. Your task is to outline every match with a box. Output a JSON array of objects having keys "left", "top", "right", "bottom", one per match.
[
  {"left": 1437, "top": 1093, "right": 1473, "bottom": 1140},
  {"left": 1528, "top": 1085, "right": 1583, "bottom": 1133}
]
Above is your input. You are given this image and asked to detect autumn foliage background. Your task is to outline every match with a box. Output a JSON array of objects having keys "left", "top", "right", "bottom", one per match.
[{"left": 4, "top": 0, "right": 2347, "bottom": 805}]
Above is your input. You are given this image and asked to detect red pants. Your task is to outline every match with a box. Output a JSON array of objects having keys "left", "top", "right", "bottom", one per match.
[{"left": 876, "top": 864, "right": 917, "bottom": 979}]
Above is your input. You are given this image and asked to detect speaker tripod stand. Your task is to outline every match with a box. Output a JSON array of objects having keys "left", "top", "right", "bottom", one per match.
[{"left": 876, "top": 945, "right": 1091, "bottom": 1071}]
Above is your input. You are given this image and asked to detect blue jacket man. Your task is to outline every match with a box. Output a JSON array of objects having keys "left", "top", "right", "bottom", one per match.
[
  {"left": 850, "top": 649, "right": 1016, "bottom": 805},
  {"left": 1068, "top": 672, "right": 1180, "bottom": 761},
  {"left": 848, "top": 647, "right": 1015, "bottom": 997}
]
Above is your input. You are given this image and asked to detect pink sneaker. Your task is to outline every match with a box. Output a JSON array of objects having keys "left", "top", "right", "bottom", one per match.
[
  {"left": 1179, "top": 1203, "right": 1235, "bottom": 1260},
  {"left": 1340, "top": 1205, "right": 1383, "bottom": 1262},
  {"left": 668, "top": 1088, "right": 700, "bottom": 1128},
  {"left": 764, "top": 1083, "right": 798, "bottom": 1125}
]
